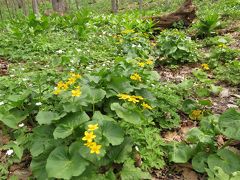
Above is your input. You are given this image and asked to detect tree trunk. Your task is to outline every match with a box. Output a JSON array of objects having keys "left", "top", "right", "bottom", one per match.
[
  {"left": 19, "top": 0, "right": 28, "bottom": 16},
  {"left": 139, "top": 0, "right": 143, "bottom": 10},
  {"left": 75, "top": 0, "right": 80, "bottom": 9},
  {"left": 52, "top": 0, "right": 67, "bottom": 15},
  {"left": 111, "top": 0, "right": 118, "bottom": 13},
  {"left": 32, "top": 0, "right": 40, "bottom": 16}
]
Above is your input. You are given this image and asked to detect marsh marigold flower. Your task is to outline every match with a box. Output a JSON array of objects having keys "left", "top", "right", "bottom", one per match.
[
  {"left": 71, "top": 88, "right": 81, "bottom": 97},
  {"left": 88, "top": 124, "right": 99, "bottom": 131},
  {"left": 191, "top": 110, "right": 202, "bottom": 120},
  {"left": 117, "top": 94, "right": 131, "bottom": 100},
  {"left": 53, "top": 88, "right": 61, "bottom": 95},
  {"left": 130, "top": 73, "right": 142, "bottom": 81},
  {"left": 138, "top": 62, "right": 145, "bottom": 67},
  {"left": 201, "top": 64, "right": 210, "bottom": 70},
  {"left": 90, "top": 143, "right": 102, "bottom": 154},
  {"left": 127, "top": 96, "right": 139, "bottom": 103},
  {"left": 141, "top": 102, "right": 153, "bottom": 110},
  {"left": 146, "top": 59, "right": 153, "bottom": 65},
  {"left": 82, "top": 131, "right": 96, "bottom": 142}
]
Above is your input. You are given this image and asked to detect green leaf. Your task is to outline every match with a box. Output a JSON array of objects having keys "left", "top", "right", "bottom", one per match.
[
  {"left": 107, "top": 137, "right": 133, "bottom": 163},
  {"left": 108, "top": 76, "right": 134, "bottom": 93},
  {"left": 196, "top": 87, "right": 210, "bottom": 97},
  {"left": 207, "top": 149, "right": 240, "bottom": 175},
  {"left": 85, "top": 88, "right": 106, "bottom": 104},
  {"left": 121, "top": 160, "right": 151, "bottom": 180},
  {"left": 192, "top": 152, "right": 208, "bottom": 173},
  {"left": 170, "top": 142, "right": 194, "bottom": 163},
  {"left": 30, "top": 125, "right": 58, "bottom": 157},
  {"left": 186, "top": 128, "right": 213, "bottom": 144},
  {"left": 53, "top": 112, "right": 90, "bottom": 139},
  {"left": 219, "top": 108, "right": 240, "bottom": 140},
  {"left": 182, "top": 99, "right": 196, "bottom": 113},
  {"left": 31, "top": 153, "right": 50, "bottom": 180},
  {"left": 36, "top": 111, "right": 61, "bottom": 125},
  {"left": 0, "top": 109, "right": 28, "bottom": 129},
  {"left": 110, "top": 103, "right": 142, "bottom": 124},
  {"left": 46, "top": 146, "right": 89, "bottom": 179},
  {"left": 103, "top": 121, "right": 124, "bottom": 146}
]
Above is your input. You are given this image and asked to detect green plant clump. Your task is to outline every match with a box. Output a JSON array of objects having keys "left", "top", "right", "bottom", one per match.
[{"left": 156, "top": 29, "right": 198, "bottom": 64}]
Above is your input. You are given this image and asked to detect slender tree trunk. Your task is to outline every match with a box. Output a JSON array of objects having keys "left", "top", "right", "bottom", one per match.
[
  {"left": 32, "top": 0, "right": 40, "bottom": 16},
  {"left": 139, "top": 0, "right": 143, "bottom": 10},
  {"left": 52, "top": 0, "right": 67, "bottom": 15},
  {"left": 111, "top": 0, "right": 118, "bottom": 13},
  {"left": 20, "top": 0, "right": 29, "bottom": 16}
]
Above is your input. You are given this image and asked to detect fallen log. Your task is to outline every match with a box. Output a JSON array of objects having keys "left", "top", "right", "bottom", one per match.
[{"left": 149, "top": 0, "right": 196, "bottom": 31}]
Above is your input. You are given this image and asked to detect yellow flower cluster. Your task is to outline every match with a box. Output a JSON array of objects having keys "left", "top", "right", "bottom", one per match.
[
  {"left": 201, "top": 63, "right": 210, "bottom": 70},
  {"left": 82, "top": 124, "right": 101, "bottom": 154},
  {"left": 117, "top": 94, "right": 153, "bottom": 110},
  {"left": 137, "top": 59, "right": 154, "bottom": 68},
  {"left": 190, "top": 110, "right": 202, "bottom": 120},
  {"left": 130, "top": 73, "right": 142, "bottom": 81},
  {"left": 53, "top": 73, "right": 81, "bottom": 96}
]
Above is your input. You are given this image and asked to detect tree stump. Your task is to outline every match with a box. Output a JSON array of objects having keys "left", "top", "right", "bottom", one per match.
[{"left": 149, "top": 0, "right": 196, "bottom": 31}]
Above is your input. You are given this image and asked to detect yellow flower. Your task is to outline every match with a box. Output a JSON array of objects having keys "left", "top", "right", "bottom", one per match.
[
  {"left": 121, "top": 29, "right": 135, "bottom": 34},
  {"left": 67, "top": 77, "right": 77, "bottom": 85},
  {"left": 90, "top": 143, "right": 102, "bottom": 154},
  {"left": 146, "top": 59, "right": 153, "bottom": 65},
  {"left": 70, "top": 73, "right": 81, "bottom": 79},
  {"left": 117, "top": 94, "right": 131, "bottom": 100},
  {"left": 57, "top": 81, "right": 65, "bottom": 89},
  {"left": 88, "top": 124, "right": 99, "bottom": 131},
  {"left": 190, "top": 110, "right": 202, "bottom": 120},
  {"left": 150, "top": 42, "right": 157, "bottom": 47},
  {"left": 84, "top": 141, "right": 96, "bottom": 148},
  {"left": 82, "top": 131, "right": 96, "bottom": 142},
  {"left": 132, "top": 95, "right": 144, "bottom": 100},
  {"left": 53, "top": 88, "right": 61, "bottom": 95},
  {"left": 141, "top": 102, "right": 153, "bottom": 110},
  {"left": 201, "top": 64, "right": 210, "bottom": 70},
  {"left": 71, "top": 88, "right": 81, "bottom": 97},
  {"left": 130, "top": 73, "right": 142, "bottom": 81},
  {"left": 127, "top": 96, "right": 139, "bottom": 103},
  {"left": 138, "top": 62, "right": 145, "bottom": 67}
]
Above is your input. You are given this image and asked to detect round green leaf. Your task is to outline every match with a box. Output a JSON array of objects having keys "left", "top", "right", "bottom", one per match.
[
  {"left": 46, "top": 146, "right": 89, "bottom": 179},
  {"left": 36, "top": 111, "right": 60, "bottom": 125}
]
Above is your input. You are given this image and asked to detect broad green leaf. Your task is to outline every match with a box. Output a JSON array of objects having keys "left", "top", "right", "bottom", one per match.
[
  {"left": 85, "top": 88, "right": 106, "bottom": 104},
  {"left": 30, "top": 125, "right": 58, "bottom": 157},
  {"left": 207, "top": 149, "right": 240, "bottom": 174},
  {"left": 0, "top": 109, "right": 28, "bottom": 129},
  {"left": 108, "top": 76, "right": 134, "bottom": 93},
  {"left": 92, "top": 111, "right": 115, "bottom": 123},
  {"left": 36, "top": 111, "right": 60, "bottom": 125},
  {"left": 192, "top": 152, "right": 208, "bottom": 173},
  {"left": 219, "top": 108, "right": 240, "bottom": 140},
  {"left": 121, "top": 160, "right": 151, "bottom": 180},
  {"left": 53, "top": 111, "right": 90, "bottom": 139},
  {"left": 182, "top": 99, "right": 196, "bottom": 113},
  {"left": 103, "top": 121, "right": 124, "bottom": 146},
  {"left": 31, "top": 153, "right": 50, "bottom": 180},
  {"left": 186, "top": 128, "right": 213, "bottom": 144},
  {"left": 46, "top": 146, "right": 89, "bottom": 179},
  {"left": 110, "top": 103, "right": 142, "bottom": 124},
  {"left": 107, "top": 137, "right": 133, "bottom": 163},
  {"left": 207, "top": 167, "right": 230, "bottom": 180},
  {"left": 170, "top": 142, "right": 194, "bottom": 163}
]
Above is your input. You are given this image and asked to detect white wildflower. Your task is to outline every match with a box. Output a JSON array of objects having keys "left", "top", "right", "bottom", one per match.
[
  {"left": 18, "top": 123, "right": 24, "bottom": 127},
  {"left": 0, "top": 101, "right": 4, "bottom": 106},
  {"left": 36, "top": 102, "right": 42, "bottom": 106},
  {"left": 6, "top": 149, "right": 14, "bottom": 156},
  {"left": 132, "top": 44, "right": 136, "bottom": 48},
  {"left": 56, "top": 50, "right": 64, "bottom": 54}
]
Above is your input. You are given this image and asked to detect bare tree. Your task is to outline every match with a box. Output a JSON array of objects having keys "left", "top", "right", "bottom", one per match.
[
  {"left": 111, "top": 0, "right": 118, "bottom": 13},
  {"left": 32, "top": 0, "right": 40, "bottom": 16},
  {"left": 75, "top": 0, "right": 80, "bottom": 10},
  {"left": 52, "top": 0, "right": 67, "bottom": 15},
  {"left": 139, "top": 0, "right": 143, "bottom": 10}
]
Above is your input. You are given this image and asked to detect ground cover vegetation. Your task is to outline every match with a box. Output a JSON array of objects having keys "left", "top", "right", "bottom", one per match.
[{"left": 0, "top": 0, "right": 240, "bottom": 179}]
